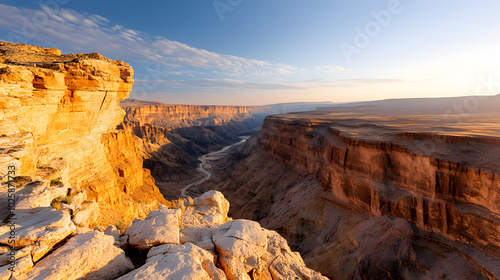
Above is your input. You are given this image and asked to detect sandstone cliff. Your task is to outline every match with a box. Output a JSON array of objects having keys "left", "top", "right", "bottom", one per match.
[
  {"left": 122, "top": 99, "right": 270, "bottom": 131},
  {"left": 194, "top": 97, "right": 500, "bottom": 279},
  {"left": 0, "top": 42, "right": 167, "bottom": 226}
]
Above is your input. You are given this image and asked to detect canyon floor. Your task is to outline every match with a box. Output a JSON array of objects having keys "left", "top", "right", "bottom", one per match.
[{"left": 182, "top": 136, "right": 250, "bottom": 197}]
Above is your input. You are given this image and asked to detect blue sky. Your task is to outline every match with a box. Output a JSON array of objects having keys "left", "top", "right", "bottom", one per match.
[{"left": 1, "top": 0, "right": 499, "bottom": 105}]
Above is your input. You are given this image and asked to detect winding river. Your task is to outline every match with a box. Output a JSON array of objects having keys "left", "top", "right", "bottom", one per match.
[{"left": 181, "top": 136, "right": 250, "bottom": 197}]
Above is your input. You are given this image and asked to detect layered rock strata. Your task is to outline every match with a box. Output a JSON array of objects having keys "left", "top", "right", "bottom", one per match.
[
  {"left": 0, "top": 42, "right": 167, "bottom": 225},
  {"left": 122, "top": 100, "right": 270, "bottom": 130},
  {"left": 196, "top": 99, "right": 500, "bottom": 279}
]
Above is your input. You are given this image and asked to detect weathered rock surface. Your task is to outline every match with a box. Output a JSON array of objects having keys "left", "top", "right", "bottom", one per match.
[
  {"left": 0, "top": 189, "right": 325, "bottom": 279},
  {"left": 72, "top": 200, "right": 99, "bottom": 228},
  {"left": 213, "top": 220, "right": 267, "bottom": 280},
  {"left": 195, "top": 97, "right": 500, "bottom": 279},
  {"left": 180, "top": 226, "right": 219, "bottom": 252},
  {"left": 183, "top": 190, "right": 230, "bottom": 227},
  {"left": 0, "top": 207, "right": 75, "bottom": 262},
  {"left": 118, "top": 243, "right": 226, "bottom": 280},
  {"left": 14, "top": 181, "right": 68, "bottom": 210},
  {"left": 0, "top": 42, "right": 167, "bottom": 226},
  {"left": 263, "top": 230, "right": 328, "bottom": 280},
  {"left": 105, "top": 225, "right": 121, "bottom": 242},
  {"left": 118, "top": 191, "right": 327, "bottom": 280},
  {"left": 0, "top": 246, "right": 33, "bottom": 279},
  {"left": 16, "top": 231, "right": 134, "bottom": 280},
  {"left": 180, "top": 190, "right": 231, "bottom": 252},
  {"left": 125, "top": 206, "right": 181, "bottom": 249}
]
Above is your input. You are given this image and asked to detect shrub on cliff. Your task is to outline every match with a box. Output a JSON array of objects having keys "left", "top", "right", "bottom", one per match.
[{"left": 51, "top": 195, "right": 72, "bottom": 210}]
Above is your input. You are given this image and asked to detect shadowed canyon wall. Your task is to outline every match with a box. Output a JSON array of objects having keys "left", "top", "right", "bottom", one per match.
[{"left": 195, "top": 102, "right": 500, "bottom": 279}]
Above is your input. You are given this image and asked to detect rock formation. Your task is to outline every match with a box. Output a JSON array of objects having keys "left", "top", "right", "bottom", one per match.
[
  {"left": 119, "top": 190, "right": 327, "bottom": 280},
  {"left": 195, "top": 97, "right": 500, "bottom": 279},
  {"left": 121, "top": 99, "right": 270, "bottom": 131},
  {"left": 0, "top": 42, "right": 327, "bottom": 280},
  {"left": 16, "top": 231, "right": 135, "bottom": 280},
  {"left": 0, "top": 42, "right": 168, "bottom": 226},
  {"left": 0, "top": 185, "right": 327, "bottom": 279}
]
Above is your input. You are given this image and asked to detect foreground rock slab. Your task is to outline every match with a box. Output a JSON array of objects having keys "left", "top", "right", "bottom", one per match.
[
  {"left": 14, "top": 181, "right": 69, "bottom": 210},
  {"left": 213, "top": 220, "right": 268, "bottom": 280},
  {"left": 0, "top": 207, "right": 75, "bottom": 262},
  {"left": 118, "top": 243, "right": 226, "bottom": 280},
  {"left": 117, "top": 191, "right": 327, "bottom": 280},
  {"left": 212, "top": 219, "right": 328, "bottom": 280},
  {"left": 189, "top": 190, "right": 230, "bottom": 226},
  {"left": 15, "top": 231, "right": 134, "bottom": 280},
  {"left": 180, "top": 190, "right": 231, "bottom": 252},
  {"left": 72, "top": 200, "right": 100, "bottom": 228},
  {"left": 125, "top": 205, "right": 181, "bottom": 249}
]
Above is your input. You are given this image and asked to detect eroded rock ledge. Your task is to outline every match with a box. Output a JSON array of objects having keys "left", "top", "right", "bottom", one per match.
[
  {"left": 0, "top": 42, "right": 167, "bottom": 225},
  {"left": 0, "top": 190, "right": 327, "bottom": 280}
]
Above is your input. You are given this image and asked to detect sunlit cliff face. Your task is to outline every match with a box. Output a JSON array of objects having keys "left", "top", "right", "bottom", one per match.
[{"left": 0, "top": 42, "right": 168, "bottom": 226}]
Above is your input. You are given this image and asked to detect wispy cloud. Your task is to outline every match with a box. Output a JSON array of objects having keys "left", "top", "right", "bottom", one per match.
[
  {"left": 313, "top": 65, "right": 351, "bottom": 73},
  {"left": 134, "top": 78, "right": 303, "bottom": 91},
  {"left": 338, "top": 77, "right": 440, "bottom": 85},
  {"left": 0, "top": 4, "right": 307, "bottom": 77},
  {"left": 132, "top": 77, "right": 424, "bottom": 96},
  {"left": 339, "top": 78, "right": 404, "bottom": 84}
]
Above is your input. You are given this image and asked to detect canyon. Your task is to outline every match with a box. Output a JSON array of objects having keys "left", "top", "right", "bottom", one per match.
[
  {"left": 192, "top": 95, "right": 500, "bottom": 279},
  {"left": 0, "top": 42, "right": 326, "bottom": 279},
  {"left": 120, "top": 99, "right": 270, "bottom": 198},
  {"left": 2, "top": 41, "right": 498, "bottom": 280},
  {"left": 120, "top": 99, "right": 334, "bottom": 198}
]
